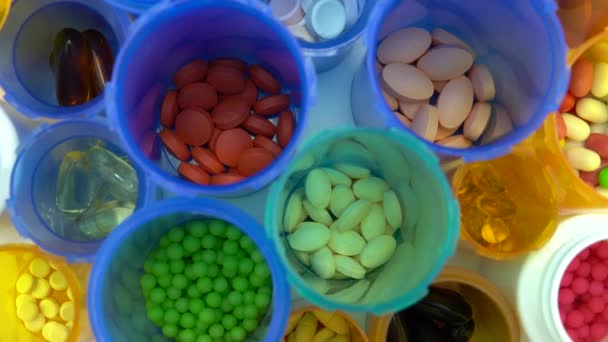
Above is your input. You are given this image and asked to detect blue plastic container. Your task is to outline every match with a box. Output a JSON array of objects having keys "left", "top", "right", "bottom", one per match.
[
  {"left": 102, "top": 0, "right": 153, "bottom": 14},
  {"left": 351, "top": 0, "right": 570, "bottom": 162},
  {"left": 7, "top": 119, "right": 154, "bottom": 262},
  {"left": 266, "top": 127, "right": 460, "bottom": 314},
  {"left": 88, "top": 197, "right": 290, "bottom": 342},
  {"left": 0, "top": 0, "right": 130, "bottom": 119},
  {"left": 106, "top": 0, "right": 316, "bottom": 198}
]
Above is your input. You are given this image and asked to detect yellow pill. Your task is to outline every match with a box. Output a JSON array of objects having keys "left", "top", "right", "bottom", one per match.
[
  {"left": 285, "top": 312, "right": 304, "bottom": 335},
  {"left": 40, "top": 298, "right": 59, "bottom": 319},
  {"left": 30, "top": 258, "right": 51, "bottom": 278},
  {"left": 312, "top": 327, "right": 336, "bottom": 342},
  {"left": 60, "top": 301, "right": 74, "bottom": 322},
  {"left": 16, "top": 273, "right": 36, "bottom": 294},
  {"left": 24, "top": 313, "right": 46, "bottom": 333},
  {"left": 293, "top": 312, "right": 317, "bottom": 342},
  {"left": 327, "top": 335, "right": 349, "bottom": 342},
  {"left": 31, "top": 278, "right": 51, "bottom": 299},
  {"left": 43, "top": 321, "right": 69, "bottom": 342},
  {"left": 49, "top": 271, "right": 68, "bottom": 291},
  {"left": 16, "top": 294, "right": 35, "bottom": 307},
  {"left": 17, "top": 301, "right": 39, "bottom": 321},
  {"left": 66, "top": 288, "right": 73, "bottom": 300},
  {"left": 66, "top": 321, "right": 73, "bottom": 329},
  {"left": 311, "top": 309, "right": 350, "bottom": 335}
]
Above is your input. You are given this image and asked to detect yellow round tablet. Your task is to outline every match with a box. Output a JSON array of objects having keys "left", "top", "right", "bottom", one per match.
[
  {"left": 16, "top": 273, "right": 36, "bottom": 294},
  {"left": 24, "top": 313, "right": 46, "bottom": 333},
  {"left": 15, "top": 294, "right": 35, "bottom": 307},
  {"left": 65, "top": 321, "right": 73, "bottom": 329},
  {"left": 49, "top": 271, "right": 67, "bottom": 291},
  {"left": 66, "top": 288, "right": 73, "bottom": 300},
  {"left": 17, "top": 301, "right": 39, "bottom": 321},
  {"left": 59, "top": 301, "right": 74, "bottom": 322},
  {"left": 31, "top": 278, "right": 51, "bottom": 299},
  {"left": 29, "top": 258, "right": 51, "bottom": 278},
  {"left": 45, "top": 322, "right": 69, "bottom": 342},
  {"left": 39, "top": 298, "right": 59, "bottom": 319}
]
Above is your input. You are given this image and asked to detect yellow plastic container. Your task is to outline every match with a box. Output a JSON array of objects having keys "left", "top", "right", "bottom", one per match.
[
  {"left": 557, "top": 0, "right": 608, "bottom": 49},
  {"left": 0, "top": 244, "right": 82, "bottom": 342},
  {"left": 0, "top": 0, "right": 9, "bottom": 32},
  {"left": 284, "top": 306, "right": 369, "bottom": 342},
  {"left": 368, "top": 266, "right": 520, "bottom": 342}
]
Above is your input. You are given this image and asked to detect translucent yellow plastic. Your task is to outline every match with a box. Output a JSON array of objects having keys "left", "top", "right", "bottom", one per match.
[
  {"left": 0, "top": 244, "right": 82, "bottom": 342},
  {"left": 0, "top": 0, "right": 9, "bottom": 32},
  {"left": 557, "top": 0, "right": 608, "bottom": 49}
]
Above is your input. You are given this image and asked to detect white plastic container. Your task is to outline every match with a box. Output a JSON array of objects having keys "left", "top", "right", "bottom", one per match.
[{"left": 480, "top": 214, "right": 608, "bottom": 342}]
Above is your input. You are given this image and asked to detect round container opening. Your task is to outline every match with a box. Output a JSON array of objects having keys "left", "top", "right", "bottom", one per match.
[{"left": 282, "top": 306, "right": 368, "bottom": 341}]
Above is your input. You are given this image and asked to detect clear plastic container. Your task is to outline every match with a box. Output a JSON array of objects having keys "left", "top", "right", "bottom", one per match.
[
  {"left": 266, "top": 127, "right": 460, "bottom": 314},
  {"left": 88, "top": 197, "right": 291, "bottom": 342},
  {"left": 0, "top": 0, "right": 130, "bottom": 119},
  {"left": 7, "top": 119, "right": 154, "bottom": 262},
  {"left": 106, "top": 0, "right": 316, "bottom": 198},
  {"left": 351, "top": 0, "right": 570, "bottom": 162}
]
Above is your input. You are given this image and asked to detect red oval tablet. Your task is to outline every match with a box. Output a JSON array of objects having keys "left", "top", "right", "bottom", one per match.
[
  {"left": 211, "top": 173, "right": 245, "bottom": 185},
  {"left": 209, "top": 58, "right": 247, "bottom": 73},
  {"left": 249, "top": 64, "right": 281, "bottom": 94},
  {"left": 160, "top": 90, "right": 179, "bottom": 128},
  {"left": 178, "top": 162, "right": 210, "bottom": 185},
  {"left": 221, "top": 79, "right": 258, "bottom": 106},
  {"left": 560, "top": 93, "right": 575, "bottom": 113},
  {"left": 173, "top": 60, "right": 208, "bottom": 89},
  {"left": 237, "top": 147, "right": 275, "bottom": 177},
  {"left": 175, "top": 109, "right": 214, "bottom": 146},
  {"left": 215, "top": 128, "right": 253, "bottom": 167},
  {"left": 159, "top": 129, "right": 191, "bottom": 161},
  {"left": 277, "top": 110, "right": 295, "bottom": 147},
  {"left": 210, "top": 127, "right": 223, "bottom": 152},
  {"left": 253, "top": 135, "right": 282, "bottom": 157},
  {"left": 177, "top": 82, "right": 218, "bottom": 110},
  {"left": 241, "top": 115, "right": 276, "bottom": 137},
  {"left": 211, "top": 98, "right": 250, "bottom": 129},
  {"left": 192, "top": 147, "right": 225, "bottom": 175},
  {"left": 207, "top": 65, "right": 246, "bottom": 95},
  {"left": 253, "top": 94, "right": 290, "bottom": 116}
]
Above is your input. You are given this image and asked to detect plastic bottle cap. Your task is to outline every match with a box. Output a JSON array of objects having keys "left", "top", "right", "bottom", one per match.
[
  {"left": 308, "top": 0, "right": 347, "bottom": 40},
  {"left": 270, "top": 0, "right": 305, "bottom": 25}
]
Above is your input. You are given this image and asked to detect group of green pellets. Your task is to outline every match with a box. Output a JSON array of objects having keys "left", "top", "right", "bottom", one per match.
[{"left": 141, "top": 219, "right": 272, "bottom": 341}]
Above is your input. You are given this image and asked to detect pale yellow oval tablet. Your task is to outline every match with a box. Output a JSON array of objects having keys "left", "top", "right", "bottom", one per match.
[
  {"left": 576, "top": 97, "right": 608, "bottom": 123},
  {"left": 49, "top": 271, "right": 68, "bottom": 291},
  {"left": 437, "top": 76, "right": 474, "bottom": 129},
  {"left": 24, "top": 313, "right": 46, "bottom": 333},
  {"left": 468, "top": 64, "right": 496, "bottom": 101},
  {"left": 352, "top": 177, "right": 390, "bottom": 203},
  {"left": 411, "top": 104, "right": 439, "bottom": 141},
  {"left": 284, "top": 191, "right": 305, "bottom": 233},
  {"left": 334, "top": 255, "right": 366, "bottom": 279},
  {"left": 16, "top": 273, "right": 36, "bottom": 294},
  {"left": 31, "top": 278, "right": 51, "bottom": 299},
  {"left": 383, "top": 190, "right": 403, "bottom": 229},
  {"left": 303, "top": 200, "right": 333, "bottom": 226},
  {"left": 288, "top": 222, "right": 331, "bottom": 252},
  {"left": 30, "top": 258, "right": 51, "bottom": 278},
  {"left": 437, "top": 135, "right": 473, "bottom": 148},
  {"left": 321, "top": 168, "right": 352, "bottom": 187},
  {"left": 328, "top": 230, "right": 366, "bottom": 256},
  {"left": 431, "top": 28, "right": 475, "bottom": 55},
  {"left": 296, "top": 251, "right": 311, "bottom": 266},
  {"left": 360, "top": 204, "right": 386, "bottom": 241},
  {"left": 329, "top": 185, "right": 356, "bottom": 217},
  {"left": 360, "top": 235, "right": 398, "bottom": 269},
  {"left": 334, "top": 163, "right": 370, "bottom": 179},
  {"left": 398, "top": 99, "right": 423, "bottom": 120},
  {"left": 591, "top": 63, "right": 608, "bottom": 98},
  {"left": 382, "top": 89, "right": 398, "bottom": 111},
  {"left": 562, "top": 113, "right": 591, "bottom": 141},
  {"left": 417, "top": 46, "right": 474, "bottom": 81},
  {"left": 394, "top": 112, "right": 411, "bottom": 127},
  {"left": 306, "top": 168, "right": 332, "bottom": 209},
  {"left": 310, "top": 247, "right": 336, "bottom": 279},
  {"left": 479, "top": 104, "right": 514, "bottom": 145},
  {"left": 17, "top": 301, "right": 39, "bottom": 321},
  {"left": 382, "top": 63, "right": 434, "bottom": 101},
  {"left": 434, "top": 124, "right": 458, "bottom": 141},
  {"left": 335, "top": 199, "right": 372, "bottom": 232},
  {"left": 463, "top": 102, "right": 492, "bottom": 141},
  {"left": 563, "top": 140, "right": 583, "bottom": 151},
  {"left": 377, "top": 27, "right": 432, "bottom": 64},
  {"left": 566, "top": 147, "right": 601, "bottom": 171}
]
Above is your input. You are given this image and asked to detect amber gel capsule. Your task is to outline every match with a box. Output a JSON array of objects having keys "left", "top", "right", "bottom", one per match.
[
  {"left": 82, "top": 29, "right": 114, "bottom": 96},
  {"left": 49, "top": 28, "right": 93, "bottom": 106}
]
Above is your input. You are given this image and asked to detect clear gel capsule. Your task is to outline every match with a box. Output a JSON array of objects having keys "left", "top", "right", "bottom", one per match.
[
  {"left": 79, "top": 201, "right": 135, "bottom": 239},
  {"left": 56, "top": 151, "right": 98, "bottom": 218},
  {"left": 86, "top": 145, "right": 138, "bottom": 202}
]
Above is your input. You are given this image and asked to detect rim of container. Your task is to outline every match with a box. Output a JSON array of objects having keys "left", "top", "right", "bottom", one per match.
[
  {"left": 289, "top": 306, "right": 370, "bottom": 342},
  {"left": 102, "top": 0, "right": 155, "bottom": 14},
  {"left": 265, "top": 127, "right": 460, "bottom": 314},
  {"left": 107, "top": 0, "right": 313, "bottom": 197},
  {"left": 364, "top": 0, "right": 570, "bottom": 162},
  {"left": 88, "top": 197, "right": 291, "bottom": 342},
  {"left": 7, "top": 118, "right": 154, "bottom": 261}
]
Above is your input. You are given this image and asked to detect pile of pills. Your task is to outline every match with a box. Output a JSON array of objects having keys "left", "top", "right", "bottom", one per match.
[
  {"left": 557, "top": 57, "right": 608, "bottom": 198},
  {"left": 283, "top": 161, "right": 401, "bottom": 280},
  {"left": 377, "top": 27, "right": 513, "bottom": 148},
  {"left": 15, "top": 258, "right": 75, "bottom": 342},
  {"left": 558, "top": 241, "right": 608, "bottom": 342},
  {"left": 158, "top": 58, "right": 295, "bottom": 186},
  {"left": 282, "top": 308, "right": 361, "bottom": 341},
  {"left": 141, "top": 219, "right": 272, "bottom": 341}
]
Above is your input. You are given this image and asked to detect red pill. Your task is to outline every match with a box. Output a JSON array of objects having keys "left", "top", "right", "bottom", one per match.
[
  {"left": 160, "top": 90, "right": 179, "bottom": 128},
  {"left": 578, "top": 325, "right": 590, "bottom": 339},
  {"left": 580, "top": 306, "right": 595, "bottom": 323},
  {"left": 556, "top": 112, "right": 567, "bottom": 140},
  {"left": 222, "top": 79, "right": 258, "bottom": 106},
  {"left": 209, "top": 58, "right": 247, "bottom": 73},
  {"left": 211, "top": 173, "right": 245, "bottom": 186},
  {"left": 210, "top": 127, "right": 223, "bottom": 152},
  {"left": 582, "top": 249, "right": 591, "bottom": 260},
  {"left": 173, "top": 60, "right": 208, "bottom": 89},
  {"left": 573, "top": 277, "right": 590, "bottom": 294},
  {"left": 592, "top": 264, "right": 608, "bottom": 281},
  {"left": 559, "top": 93, "right": 576, "bottom": 113},
  {"left": 192, "top": 147, "right": 225, "bottom": 175},
  {"left": 177, "top": 82, "right": 218, "bottom": 111},
  {"left": 253, "top": 94, "right": 290, "bottom": 116},
  {"left": 590, "top": 281, "right": 605, "bottom": 295},
  {"left": 570, "top": 58, "right": 594, "bottom": 98},
  {"left": 207, "top": 65, "right": 246, "bottom": 95},
  {"left": 253, "top": 135, "right": 283, "bottom": 157},
  {"left": 596, "top": 242, "right": 608, "bottom": 259},
  {"left": 211, "top": 97, "right": 250, "bottom": 129},
  {"left": 589, "top": 297, "right": 605, "bottom": 313},
  {"left": 175, "top": 109, "right": 214, "bottom": 146},
  {"left": 569, "top": 258, "right": 582, "bottom": 272},
  {"left": 585, "top": 133, "right": 608, "bottom": 159},
  {"left": 178, "top": 162, "right": 210, "bottom": 185},
  {"left": 590, "top": 323, "right": 607, "bottom": 340},
  {"left": 562, "top": 272, "right": 574, "bottom": 288},
  {"left": 277, "top": 110, "right": 295, "bottom": 147},
  {"left": 249, "top": 64, "right": 281, "bottom": 94},
  {"left": 567, "top": 328, "right": 578, "bottom": 341},
  {"left": 241, "top": 115, "right": 277, "bottom": 137},
  {"left": 577, "top": 262, "right": 592, "bottom": 277},
  {"left": 237, "top": 148, "right": 275, "bottom": 177},
  {"left": 159, "top": 129, "right": 191, "bottom": 161},
  {"left": 214, "top": 128, "right": 253, "bottom": 167},
  {"left": 560, "top": 288, "right": 576, "bottom": 305},
  {"left": 568, "top": 310, "right": 585, "bottom": 328}
]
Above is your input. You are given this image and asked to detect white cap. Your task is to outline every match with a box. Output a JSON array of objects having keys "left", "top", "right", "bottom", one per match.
[
  {"left": 307, "top": 0, "right": 347, "bottom": 40},
  {"left": 0, "top": 102, "right": 19, "bottom": 214},
  {"left": 270, "top": 0, "right": 305, "bottom": 26}
]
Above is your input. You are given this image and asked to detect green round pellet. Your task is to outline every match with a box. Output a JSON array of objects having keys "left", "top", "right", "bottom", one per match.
[
  {"left": 213, "top": 277, "right": 229, "bottom": 293},
  {"left": 152, "top": 262, "right": 169, "bottom": 277},
  {"left": 153, "top": 249, "right": 168, "bottom": 261},
  {"left": 254, "top": 263, "right": 270, "bottom": 279},
  {"left": 188, "top": 298, "right": 204, "bottom": 314},
  {"left": 243, "top": 290, "right": 255, "bottom": 304},
  {"left": 222, "top": 240, "right": 240, "bottom": 255},
  {"left": 192, "top": 262, "right": 208, "bottom": 278},
  {"left": 167, "top": 287, "right": 182, "bottom": 300},
  {"left": 169, "top": 259, "right": 186, "bottom": 274},
  {"left": 222, "top": 315, "right": 237, "bottom": 330},
  {"left": 223, "top": 256, "right": 239, "bottom": 270},
  {"left": 201, "top": 250, "right": 217, "bottom": 264},
  {"left": 181, "top": 312, "right": 196, "bottom": 329},
  {"left": 254, "top": 291, "right": 271, "bottom": 309},
  {"left": 168, "top": 227, "right": 185, "bottom": 242},
  {"left": 149, "top": 288, "right": 166, "bottom": 304},
  {"left": 207, "top": 264, "right": 220, "bottom": 278},
  {"left": 196, "top": 319, "right": 210, "bottom": 333},
  {"left": 159, "top": 235, "right": 171, "bottom": 247},
  {"left": 242, "top": 319, "right": 257, "bottom": 333},
  {"left": 172, "top": 274, "right": 189, "bottom": 289},
  {"left": 205, "top": 292, "right": 222, "bottom": 308},
  {"left": 183, "top": 236, "right": 201, "bottom": 255},
  {"left": 221, "top": 300, "right": 233, "bottom": 313},
  {"left": 192, "top": 251, "right": 205, "bottom": 262},
  {"left": 209, "top": 220, "right": 227, "bottom": 236},
  {"left": 196, "top": 335, "right": 213, "bottom": 342},
  {"left": 146, "top": 305, "right": 164, "bottom": 324},
  {"left": 187, "top": 285, "right": 202, "bottom": 298},
  {"left": 199, "top": 308, "right": 216, "bottom": 325},
  {"left": 259, "top": 286, "right": 272, "bottom": 295},
  {"left": 162, "top": 324, "right": 179, "bottom": 338},
  {"left": 232, "top": 277, "right": 248, "bottom": 292},
  {"left": 239, "top": 235, "right": 255, "bottom": 252},
  {"left": 197, "top": 277, "right": 213, "bottom": 293},
  {"left": 249, "top": 274, "right": 265, "bottom": 288},
  {"left": 238, "top": 259, "right": 255, "bottom": 276},
  {"left": 201, "top": 235, "right": 219, "bottom": 249},
  {"left": 141, "top": 274, "right": 156, "bottom": 291},
  {"left": 187, "top": 220, "right": 208, "bottom": 237},
  {"left": 175, "top": 298, "right": 189, "bottom": 313},
  {"left": 251, "top": 250, "right": 264, "bottom": 263},
  {"left": 162, "top": 300, "right": 174, "bottom": 310},
  {"left": 227, "top": 291, "right": 242, "bottom": 306},
  {"left": 164, "top": 309, "right": 180, "bottom": 324},
  {"left": 157, "top": 274, "right": 172, "bottom": 288},
  {"left": 144, "top": 259, "right": 154, "bottom": 273},
  {"left": 225, "top": 225, "right": 242, "bottom": 240},
  {"left": 243, "top": 304, "right": 258, "bottom": 319},
  {"left": 599, "top": 168, "right": 608, "bottom": 188},
  {"left": 230, "top": 326, "right": 247, "bottom": 341},
  {"left": 209, "top": 324, "right": 225, "bottom": 339},
  {"left": 184, "top": 265, "right": 196, "bottom": 280},
  {"left": 233, "top": 306, "right": 244, "bottom": 320},
  {"left": 178, "top": 329, "right": 196, "bottom": 342},
  {"left": 167, "top": 243, "right": 184, "bottom": 260}
]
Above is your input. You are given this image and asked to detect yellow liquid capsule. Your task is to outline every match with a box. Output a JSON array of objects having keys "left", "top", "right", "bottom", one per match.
[{"left": 481, "top": 217, "right": 510, "bottom": 244}]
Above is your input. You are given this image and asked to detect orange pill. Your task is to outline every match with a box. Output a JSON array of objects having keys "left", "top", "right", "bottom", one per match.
[
  {"left": 222, "top": 79, "right": 258, "bottom": 107},
  {"left": 210, "top": 127, "right": 223, "bottom": 152},
  {"left": 253, "top": 94, "right": 290, "bottom": 116},
  {"left": 160, "top": 129, "right": 191, "bottom": 161},
  {"left": 211, "top": 98, "right": 250, "bottom": 129},
  {"left": 569, "top": 58, "right": 594, "bottom": 97},
  {"left": 249, "top": 64, "right": 281, "bottom": 94},
  {"left": 253, "top": 135, "right": 283, "bottom": 157},
  {"left": 209, "top": 58, "right": 247, "bottom": 73},
  {"left": 160, "top": 90, "right": 179, "bottom": 128},
  {"left": 211, "top": 173, "right": 245, "bottom": 185},
  {"left": 207, "top": 65, "right": 246, "bottom": 95},
  {"left": 559, "top": 93, "right": 575, "bottom": 112},
  {"left": 173, "top": 60, "right": 208, "bottom": 89},
  {"left": 242, "top": 115, "right": 277, "bottom": 137},
  {"left": 177, "top": 82, "right": 218, "bottom": 111},
  {"left": 277, "top": 111, "right": 295, "bottom": 147},
  {"left": 192, "top": 147, "right": 225, "bottom": 175},
  {"left": 556, "top": 112, "right": 567, "bottom": 140},
  {"left": 178, "top": 162, "right": 210, "bottom": 185},
  {"left": 237, "top": 147, "right": 275, "bottom": 177},
  {"left": 215, "top": 128, "right": 254, "bottom": 167},
  {"left": 175, "top": 109, "right": 214, "bottom": 146}
]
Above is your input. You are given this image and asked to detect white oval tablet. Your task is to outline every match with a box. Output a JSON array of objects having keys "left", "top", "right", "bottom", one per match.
[
  {"left": 377, "top": 27, "right": 432, "bottom": 64},
  {"left": 463, "top": 102, "right": 491, "bottom": 141},
  {"left": 382, "top": 63, "right": 434, "bottom": 101},
  {"left": 411, "top": 104, "right": 439, "bottom": 141},
  {"left": 437, "top": 76, "right": 474, "bottom": 129},
  {"left": 468, "top": 64, "right": 496, "bottom": 101},
  {"left": 417, "top": 46, "right": 474, "bottom": 81}
]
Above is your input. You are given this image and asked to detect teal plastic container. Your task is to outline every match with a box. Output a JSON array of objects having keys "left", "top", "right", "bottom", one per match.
[{"left": 265, "top": 128, "right": 460, "bottom": 314}]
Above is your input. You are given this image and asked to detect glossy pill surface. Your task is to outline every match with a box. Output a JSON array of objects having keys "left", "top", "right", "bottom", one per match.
[
  {"left": 175, "top": 109, "right": 214, "bottom": 146},
  {"left": 377, "top": 27, "right": 431, "bottom": 64},
  {"left": 173, "top": 60, "right": 208, "bottom": 89},
  {"left": 206, "top": 65, "right": 246, "bottom": 95}
]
